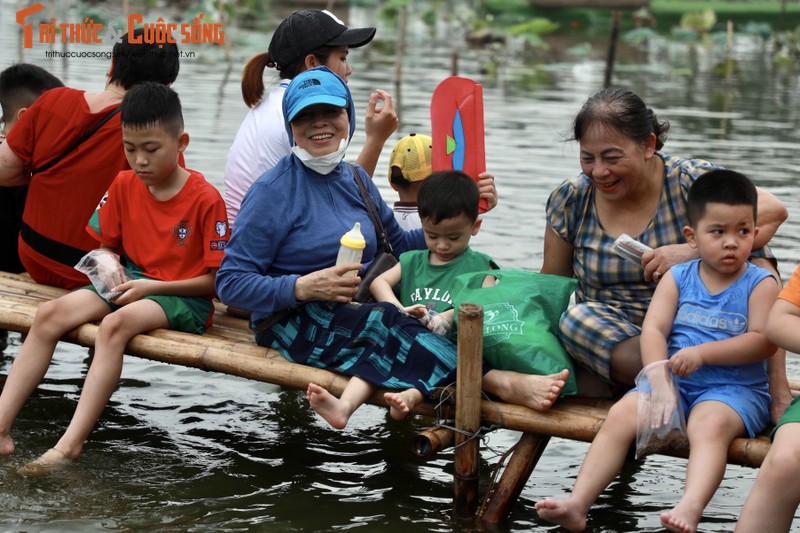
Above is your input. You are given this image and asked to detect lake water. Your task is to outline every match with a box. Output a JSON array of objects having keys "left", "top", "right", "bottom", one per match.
[{"left": 2, "top": 1, "right": 800, "bottom": 531}]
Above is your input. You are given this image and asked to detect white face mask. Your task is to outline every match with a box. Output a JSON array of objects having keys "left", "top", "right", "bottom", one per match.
[{"left": 292, "top": 139, "right": 349, "bottom": 175}]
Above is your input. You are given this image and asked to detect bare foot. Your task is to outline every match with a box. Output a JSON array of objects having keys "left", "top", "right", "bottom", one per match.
[
  {"left": 660, "top": 501, "right": 701, "bottom": 533},
  {"left": 0, "top": 433, "right": 15, "bottom": 456},
  {"left": 384, "top": 389, "right": 424, "bottom": 420},
  {"left": 18, "top": 447, "right": 72, "bottom": 477},
  {"left": 307, "top": 383, "right": 351, "bottom": 430},
  {"left": 535, "top": 498, "right": 587, "bottom": 532},
  {"left": 493, "top": 369, "right": 570, "bottom": 411}
]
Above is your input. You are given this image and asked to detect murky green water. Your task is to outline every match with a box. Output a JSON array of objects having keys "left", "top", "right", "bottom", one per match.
[{"left": 2, "top": 2, "right": 800, "bottom": 531}]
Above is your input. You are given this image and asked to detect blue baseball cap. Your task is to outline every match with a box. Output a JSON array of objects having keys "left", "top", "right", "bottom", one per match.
[{"left": 283, "top": 66, "right": 356, "bottom": 143}]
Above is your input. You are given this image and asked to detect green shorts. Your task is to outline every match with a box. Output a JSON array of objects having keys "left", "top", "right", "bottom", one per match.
[
  {"left": 771, "top": 395, "right": 800, "bottom": 441},
  {"left": 80, "top": 285, "right": 213, "bottom": 334}
]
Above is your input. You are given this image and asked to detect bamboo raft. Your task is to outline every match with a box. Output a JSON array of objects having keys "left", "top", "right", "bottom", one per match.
[{"left": 0, "top": 270, "right": 795, "bottom": 523}]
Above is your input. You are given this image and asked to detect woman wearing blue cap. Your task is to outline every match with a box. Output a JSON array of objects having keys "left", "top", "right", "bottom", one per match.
[
  {"left": 217, "top": 67, "right": 568, "bottom": 428},
  {"left": 223, "top": 9, "right": 398, "bottom": 227}
]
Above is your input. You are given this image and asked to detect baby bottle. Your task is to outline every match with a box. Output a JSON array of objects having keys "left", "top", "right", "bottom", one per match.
[{"left": 336, "top": 222, "right": 366, "bottom": 277}]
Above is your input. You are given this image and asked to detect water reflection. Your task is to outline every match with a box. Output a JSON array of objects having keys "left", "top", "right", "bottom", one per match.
[{"left": 2, "top": 1, "right": 800, "bottom": 531}]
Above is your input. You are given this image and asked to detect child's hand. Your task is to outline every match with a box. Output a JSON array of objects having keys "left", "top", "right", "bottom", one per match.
[
  {"left": 86, "top": 250, "right": 128, "bottom": 295},
  {"left": 669, "top": 347, "right": 704, "bottom": 377},
  {"left": 477, "top": 172, "right": 498, "bottom": 212},
  {"left": 403, "top": 304, "right": 428, "bottom": 318},
  {"left": 111, "top": 278, "right": 160, "bottom": 305},
  {"left": 646, "top": 363, "right": 679, "bottom": 428},
  {"left": 427, "top": 314, "right": 452, "bottom": 336}
]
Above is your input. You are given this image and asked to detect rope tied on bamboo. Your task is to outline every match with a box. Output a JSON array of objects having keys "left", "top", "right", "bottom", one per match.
[{"left": 431, "top": 384, "right": 504, "bottom": 451}]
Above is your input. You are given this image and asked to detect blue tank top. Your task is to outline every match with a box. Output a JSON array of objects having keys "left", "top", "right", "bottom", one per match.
[{"left": 668, "top": 259, "right": 773, "bottom": 389}]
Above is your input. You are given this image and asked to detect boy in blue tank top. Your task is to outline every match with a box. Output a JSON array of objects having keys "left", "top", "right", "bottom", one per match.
[
  {"left": 305, "top": 170, "right": 569, "bottom": 429},
  {"left": 536, "top": 169, "right": 780, "bottom": 533}
]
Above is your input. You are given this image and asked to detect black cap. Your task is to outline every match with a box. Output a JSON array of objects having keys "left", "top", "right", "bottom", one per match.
[{"left": 268, "top": 10, "right": 376, "bottom": 69}]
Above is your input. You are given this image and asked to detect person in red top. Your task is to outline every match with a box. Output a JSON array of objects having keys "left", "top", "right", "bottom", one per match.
[
  {"left": 0, "top": 63, "right": 64, "bottom": 274},
  {"left": 0, "top": 28, "right": 180, "bottom": 290},
  {"left": 0, "top": 83, "right": 228, "bottom": 471}
]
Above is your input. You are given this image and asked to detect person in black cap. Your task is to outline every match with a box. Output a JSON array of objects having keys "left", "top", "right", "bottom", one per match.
[{"left": 223, "top": 9, "right": 398, "bottom": 227}]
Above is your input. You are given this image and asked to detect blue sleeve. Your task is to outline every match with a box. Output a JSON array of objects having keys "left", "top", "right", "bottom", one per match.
[{"left": 215, "top": 173, "right": 300, "bottom": 316}]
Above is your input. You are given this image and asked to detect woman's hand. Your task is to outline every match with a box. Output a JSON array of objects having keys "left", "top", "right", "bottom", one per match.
[
  {"left": 357, "top": 89, "right": 398, "bottom": 177},
  {"left": 294, "top": 263, "right": 361, "bottom": 303},
  {"left": 364, "top": 89, "right": 398, "bottom": 146},
  {"left": 477, "top": 171, "right": 498, "bottom": 212},
  {"left": 111, "top": 279, "right": 161, "bottom": 305},
  {"left": 642, "top": 243, "right": 697, "bottom": 283}
]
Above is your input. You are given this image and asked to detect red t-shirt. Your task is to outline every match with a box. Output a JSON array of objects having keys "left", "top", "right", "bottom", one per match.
[
  {"left": 7, "top": 87, "right": 127, "bottom": 289},
  {"left": 86, "top": 169, "right": 228, "bottom": 293}
]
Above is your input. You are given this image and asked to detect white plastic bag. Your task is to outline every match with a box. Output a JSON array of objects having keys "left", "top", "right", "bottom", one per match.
[
  {"left": 635, "top": 360, "right": 689, "bottom": 459},
  {"left": 74, "top": 250, "right": 130, "bottom": 301}
]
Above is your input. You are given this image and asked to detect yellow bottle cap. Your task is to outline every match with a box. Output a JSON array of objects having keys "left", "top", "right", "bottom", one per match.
[{"left": 340, "top": 222, "right": 366, "bottom": 249}]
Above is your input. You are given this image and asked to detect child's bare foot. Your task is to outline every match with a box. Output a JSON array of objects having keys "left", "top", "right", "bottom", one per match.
[
  {"left": 660, "top": 501, "right": 702, "bottom": 533},
  {"left": 17, "top": 447, "right": 71, "bottom": 477},
  {"left": 307, "top": 383, "right": 350, "bottom": 430},
  {"left": 384, "top": 389, "right": 424, "bottom": 420},
  {"left": 496, "top": 369, "right": 570, "bottom": 411},
  {"left": 0, "top": 433, "right": 15, "bottom": 456},
  {"left": 535, "top": 498, "right": 587, "bottom": 532}
]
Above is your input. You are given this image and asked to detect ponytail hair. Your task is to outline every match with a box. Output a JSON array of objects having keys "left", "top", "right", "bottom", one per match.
[
  {"left": 240, "top": 47, "right": 335, "bottom": 108},
  {"left": 241, "top": 52, "right": 274, "bottom": 108}
]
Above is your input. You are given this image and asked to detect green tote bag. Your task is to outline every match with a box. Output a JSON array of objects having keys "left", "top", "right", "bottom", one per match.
[{"left": 451, "top": 269, "right": 578, "bottom": 396}]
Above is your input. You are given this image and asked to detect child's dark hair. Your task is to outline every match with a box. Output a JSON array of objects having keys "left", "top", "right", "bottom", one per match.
[
  {"left": 0, "top": 63, "right": 63, "bottom": 122},
  {"left": 687, "top": 169, "right": 757, "bottom": 226},
  {"left": 418, "top": 171, "right": 479, "bottom": 224},
  {"left": 390, "top": 167, "right": 413, "bottom": 189},
  {"left": 110, "top": 28, "right": 180, "bottom": 89},
  {"left": 121, "top": 82, "right": 183, "bottom": 136}
]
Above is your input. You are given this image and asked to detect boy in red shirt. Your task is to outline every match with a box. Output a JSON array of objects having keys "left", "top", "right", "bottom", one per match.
[{"left": 0, "top": 83, "right": 228, "bottom": 471}]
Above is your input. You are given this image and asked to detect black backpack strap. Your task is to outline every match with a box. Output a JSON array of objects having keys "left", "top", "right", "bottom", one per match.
[
  {"left": 31, "top": 106, "right": 121, "bottom": 176},
  {"left": 348, "top": 164, "right": 393, "bottom": 255}
]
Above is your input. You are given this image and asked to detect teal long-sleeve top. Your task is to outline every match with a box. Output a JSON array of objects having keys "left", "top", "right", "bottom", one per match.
[{"left": 215, "top": 155, "right": 425, "bottom": 324}]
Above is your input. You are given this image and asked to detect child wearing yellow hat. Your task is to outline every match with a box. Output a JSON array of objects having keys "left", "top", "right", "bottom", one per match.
[{"left": 388, "top": 133, "right": 432, "bottom": 230}]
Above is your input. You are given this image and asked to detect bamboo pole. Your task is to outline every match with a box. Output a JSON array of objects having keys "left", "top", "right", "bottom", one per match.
[
  {"left": 393, "top": 4, "right": 407, "bottom": 115},
  {"left": 453, "top": 303, "right": 483, "bottom": 521},
  {"left": 412, "top": 426, "right": 455, "bottom": 457},
  {"left": 603, "top": 11, "right": 621, "bottom": 89},
  {"left": 480, "top": 433, "right": 551, "bottom": 524}
]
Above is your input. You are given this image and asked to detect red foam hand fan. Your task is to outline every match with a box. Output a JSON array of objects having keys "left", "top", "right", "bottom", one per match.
[{"left": 430, "top": 76, "right": 488, "bottom": 213}]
